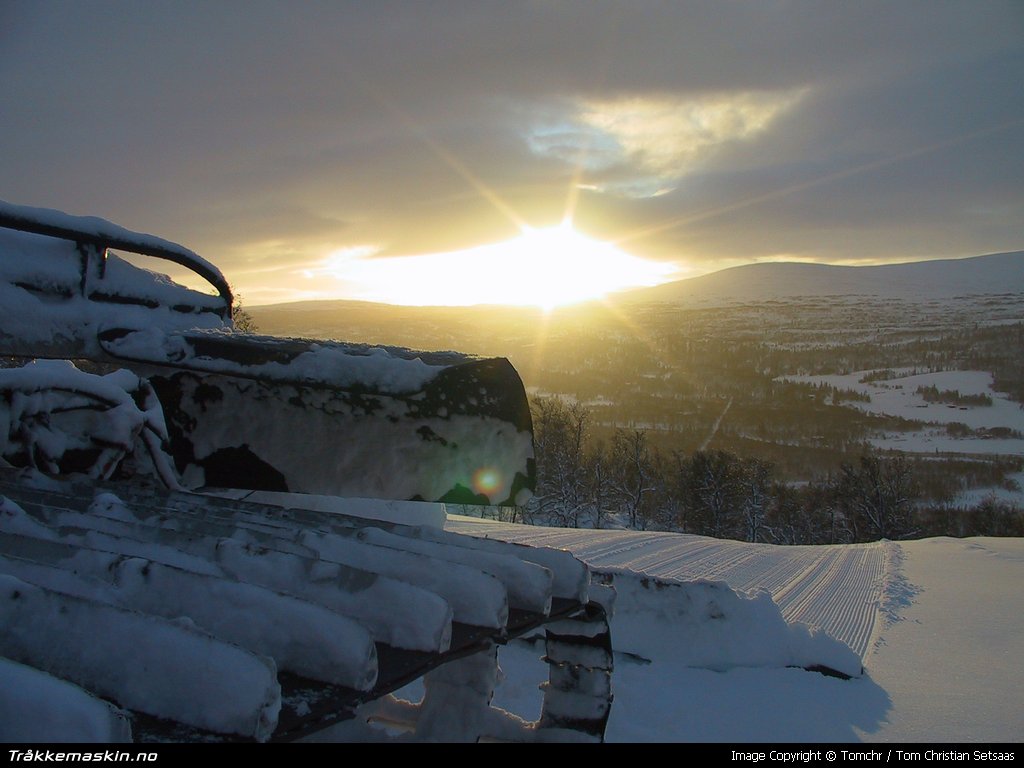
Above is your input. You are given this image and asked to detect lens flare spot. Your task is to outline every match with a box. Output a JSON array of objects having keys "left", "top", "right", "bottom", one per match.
[{"left": 472, "top": 467, "right": 503, "bottom": 497}]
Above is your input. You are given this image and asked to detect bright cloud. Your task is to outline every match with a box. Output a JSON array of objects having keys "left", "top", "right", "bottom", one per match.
[{"left": 529, "top": 89, "right": 807, "bottom": 197}]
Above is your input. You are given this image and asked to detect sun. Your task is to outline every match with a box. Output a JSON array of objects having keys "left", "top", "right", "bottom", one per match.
[
  {"left": 491, "top": 222, "right": 677, "bottom": 309},
  {"left": 317, "top": 221, "right": 677, "bottom": 309}
]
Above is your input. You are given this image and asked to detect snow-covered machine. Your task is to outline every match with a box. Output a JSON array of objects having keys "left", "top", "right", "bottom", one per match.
[{"left": 0, "top": 201, "right": 613, "bottom": 742}]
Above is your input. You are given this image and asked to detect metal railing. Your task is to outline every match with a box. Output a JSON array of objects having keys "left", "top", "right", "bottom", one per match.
[{"left": 0, "top": 205, "right": 232, "bottom": 319}]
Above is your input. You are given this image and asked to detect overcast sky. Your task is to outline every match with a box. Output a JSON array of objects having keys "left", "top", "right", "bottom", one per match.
[{"left": 2, "top": 2, "right": 1022, "bottom": 305}]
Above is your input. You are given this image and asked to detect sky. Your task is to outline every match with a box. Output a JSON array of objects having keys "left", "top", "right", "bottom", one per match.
[{"left": 1, "top": 1, "right": 1023, "bottom": 307}]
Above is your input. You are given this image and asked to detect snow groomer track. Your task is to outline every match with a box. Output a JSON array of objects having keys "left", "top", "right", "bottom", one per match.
[{"left": 0, "top": 472, "right": 612, "bottom": 742}]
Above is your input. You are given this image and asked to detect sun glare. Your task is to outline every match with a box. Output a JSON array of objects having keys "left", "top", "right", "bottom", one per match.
[{"left": 315, "top": 221, "right": 677, "bottom": 309}]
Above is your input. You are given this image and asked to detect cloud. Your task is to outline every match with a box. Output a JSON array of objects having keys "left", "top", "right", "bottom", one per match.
[
  {"left": 526, "top": 89, "right": 807, "bottom": 197},
  {"left": 0, "top": 2, "right": 1021, "bottom": 302}
]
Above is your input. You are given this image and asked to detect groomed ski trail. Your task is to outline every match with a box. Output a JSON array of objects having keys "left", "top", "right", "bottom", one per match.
[{"left": 446, "top": 519, "right": 892, "bottom": 659}]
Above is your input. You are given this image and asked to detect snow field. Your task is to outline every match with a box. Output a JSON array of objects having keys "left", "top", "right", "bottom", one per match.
[
  {"left": 783, "top": 368, "right": 1024, "bottom": 458},
  {"left": 450, "top": 517, "right": 1024, "bottom": 742},
  {"left": 860, "top": 537, "right": 1024, "bottom": 742}
]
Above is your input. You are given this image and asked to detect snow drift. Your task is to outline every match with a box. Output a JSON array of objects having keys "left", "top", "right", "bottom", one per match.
[{"left": 593, "top": 569, "right": 860, "bottom": 678}]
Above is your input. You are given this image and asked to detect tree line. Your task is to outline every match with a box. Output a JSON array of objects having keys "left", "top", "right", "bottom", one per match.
[{"left": 520, "top": 396, "right": 1024, "bottom": 543}]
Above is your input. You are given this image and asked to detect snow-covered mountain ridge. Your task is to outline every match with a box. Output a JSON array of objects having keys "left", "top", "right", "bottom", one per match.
[{"left": 622, "top": 251, "right": 1024, "bottom": 304}]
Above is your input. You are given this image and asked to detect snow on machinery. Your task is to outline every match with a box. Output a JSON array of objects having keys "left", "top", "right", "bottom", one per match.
[
  {"left": 0, "top": 201, "right": 534, "bottom": 506},
  {"left": 0, "top": 200, "right": 613, "bottom": 742}
]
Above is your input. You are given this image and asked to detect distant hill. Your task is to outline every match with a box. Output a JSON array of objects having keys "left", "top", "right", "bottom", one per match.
[
  {"left": 248, "top": 251, "right": 1024, "bottom": 341},
  {"left": 617, "top": 251, "right": 1024, "bottom": 304}
]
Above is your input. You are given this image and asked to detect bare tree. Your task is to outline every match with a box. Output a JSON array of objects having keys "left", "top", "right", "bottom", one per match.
[
  {"left": 230, "top": 287, "right": 259, "bottom": 333},
  {"left": 834, "top": 454, "right": 918, "bottom": 541},
  {"left": 587, "top": 440, "right": 611, "bottom": 529},
  {"left": 610, "top": 428, "right": 657, "bottom": 530},
  {"left": 764, "top": 482, "right": 826, "bottom": 545},
  {"left": 685, "top": 450, "right": 741, "bottom": 539},
  {"left": 739, "top": 457, "right": 772, "bottom": 543},
  {"left": 530, "top": 397, "right": 590, "bottom": 527}
]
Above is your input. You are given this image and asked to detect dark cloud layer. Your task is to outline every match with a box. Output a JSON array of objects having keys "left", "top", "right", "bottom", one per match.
[{"left": 2, "top": 1, "right": 1022, "bottom": 302}]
